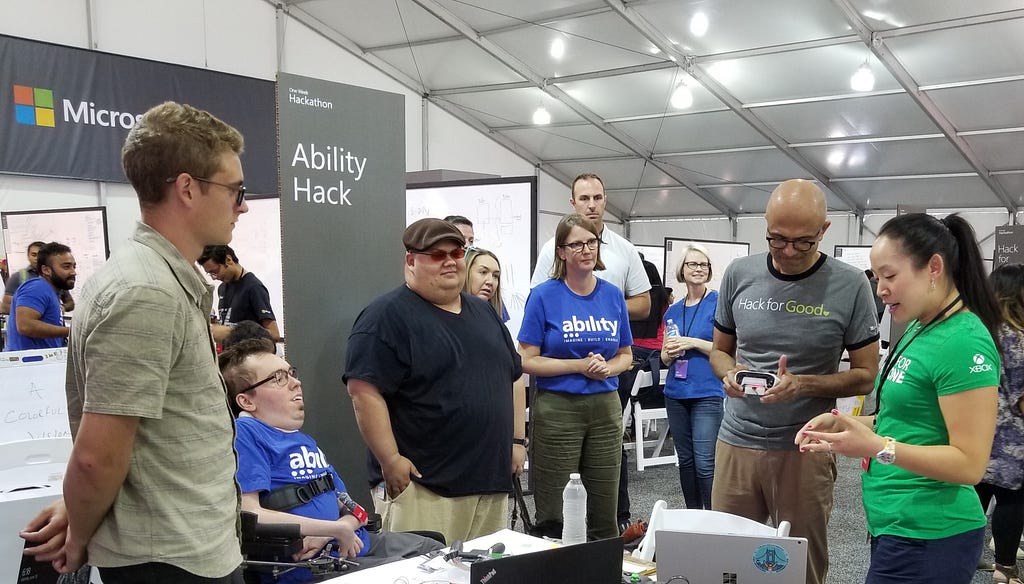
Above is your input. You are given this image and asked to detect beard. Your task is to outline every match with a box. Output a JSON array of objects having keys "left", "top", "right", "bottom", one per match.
[{"left": 51, "top": 274, "right": 75, "bottom": 291}]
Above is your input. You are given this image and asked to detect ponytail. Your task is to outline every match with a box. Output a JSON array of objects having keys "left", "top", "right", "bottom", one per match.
[{"left": 941, "top": 215, "right": 1000, "bottom": 341}]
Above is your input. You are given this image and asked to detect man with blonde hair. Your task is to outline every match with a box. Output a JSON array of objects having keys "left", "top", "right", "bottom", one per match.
[{"left": 33, "top": 102, "right": 249, "bottom": 583}]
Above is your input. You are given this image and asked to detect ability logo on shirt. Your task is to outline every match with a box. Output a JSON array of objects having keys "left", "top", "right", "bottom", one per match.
[{"left": 289, "top": 445, "right": 329, "bottom": 478}]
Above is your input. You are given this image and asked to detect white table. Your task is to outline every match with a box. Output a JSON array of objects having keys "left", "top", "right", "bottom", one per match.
[{"left": 323, "top": 529, "right": 560, "bottom": 583}]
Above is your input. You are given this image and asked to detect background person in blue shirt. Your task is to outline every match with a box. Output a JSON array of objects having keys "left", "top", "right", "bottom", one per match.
[
  {"left": 5, "top": 241, "right": 75, "bottom": 351},
  {"left": 661, "top": 244, "right": 724, "bottom": 510},
  {"left": 518, "top": 213, "right": 632, "bottom": 540}
]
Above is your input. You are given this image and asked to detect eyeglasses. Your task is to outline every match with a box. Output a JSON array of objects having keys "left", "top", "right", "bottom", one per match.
[
  {"left": 560, "top": 238, "right": 600, "bottom": 253},
  {"left": 766, "top": 235, "right": 818, "bottom": 252},
  {"left": 165, "top": 175, "right": 246, "bottom": 207},
  {"left": 241, "top": 367, "right": 297, "bottom": 393},
  {"left": 410, "top": 248, "right": 467, "bottom": 262},
  {"left": 683, "top": 261, "right": 711, "bottom": 270}
]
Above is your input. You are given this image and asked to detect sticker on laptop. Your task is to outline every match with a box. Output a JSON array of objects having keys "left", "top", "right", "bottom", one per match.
[{"left": 752, "top": 543, "right": 790, "bottom": 573}]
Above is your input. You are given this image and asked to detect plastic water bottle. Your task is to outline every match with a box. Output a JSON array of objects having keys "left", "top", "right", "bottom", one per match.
[
  {"left": 665, "top": 319, "right": 680, "bottom": 338},
  {"left": 561, "top": 473, "right": 587, "bottom": 545}
]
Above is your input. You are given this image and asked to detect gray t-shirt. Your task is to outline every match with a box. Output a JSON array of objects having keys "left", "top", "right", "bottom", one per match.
[{"left": 714, "top": 252, "right": 879, "bottom": 449}]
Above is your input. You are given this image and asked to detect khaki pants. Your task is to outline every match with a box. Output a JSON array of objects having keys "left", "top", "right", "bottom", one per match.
[
  {"left": 372, "top": 481, "right": 508, "bottom": 544},
  {"left": 711, "top": 440, "right": 837, "bottom": 584}
]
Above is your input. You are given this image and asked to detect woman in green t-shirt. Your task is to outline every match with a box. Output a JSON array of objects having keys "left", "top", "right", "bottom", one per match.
[{"left": 796, "top": 213, "right": 1001, "bottom": 584}]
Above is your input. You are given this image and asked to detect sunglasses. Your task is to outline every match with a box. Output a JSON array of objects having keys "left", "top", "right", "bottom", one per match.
[{"left": 410, "top": 248, "right": 467, "bottom": 262}]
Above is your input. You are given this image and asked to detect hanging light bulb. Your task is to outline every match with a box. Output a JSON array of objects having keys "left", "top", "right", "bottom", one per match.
[
  {"left": 850, "top": 61, "right": 875, "bottom": 92},
  {"left": 532, "top": 106, "right": 551, "bottom": 125},
  {"left": 670, "top": 83, "right": 693, "bottom": 109}
]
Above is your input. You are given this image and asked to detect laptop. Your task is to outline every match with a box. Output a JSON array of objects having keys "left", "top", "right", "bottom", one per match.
[
  {"left": 655, "top": 529, "right": 808, "bottom": 584},
  {"left": 469, "top": 536, "right": 624, "bottom": 584}
]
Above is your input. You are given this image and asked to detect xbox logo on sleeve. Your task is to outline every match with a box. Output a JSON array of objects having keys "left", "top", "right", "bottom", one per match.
[{"left": 969, "top": 353, "right": 994, "bottom": 373}]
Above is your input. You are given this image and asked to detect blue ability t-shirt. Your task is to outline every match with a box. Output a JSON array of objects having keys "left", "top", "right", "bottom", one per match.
[
  {"left": 662, "top": 291, "right": 723, "bottom": 400},
  {"left": 518, "top": 278, "right": 632, "bottom": 394},
  {"left": 234, "top": 415, "right": 370, "bottom": 584}
]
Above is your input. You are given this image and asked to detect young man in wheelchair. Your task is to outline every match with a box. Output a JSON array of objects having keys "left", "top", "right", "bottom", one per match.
[{"left": 220, "top": 339, "right": 443, "bottom": 583}]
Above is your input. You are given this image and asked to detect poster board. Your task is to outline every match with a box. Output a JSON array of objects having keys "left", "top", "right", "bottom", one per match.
[
  {"left": 2, "top": 207, "right": 108, "bottom": 308},
  {"left": 0, "top": 348, "right": 70, "bottom": 443},
  {"left": 407, "top": 177, "right": 537, "bottom": 341},
  {"left": 663, "top": 237, "right": 749, "bottom": 301}
]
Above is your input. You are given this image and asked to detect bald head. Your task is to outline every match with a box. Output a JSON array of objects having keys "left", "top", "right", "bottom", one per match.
[
  {"left": 766, "top": 180, "right": 826, "bottom": 225},
  {"left": 764, "top": 179, "right": 830, "bottom": 275}
]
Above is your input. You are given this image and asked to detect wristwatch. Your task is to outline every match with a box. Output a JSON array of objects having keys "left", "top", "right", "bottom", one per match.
[
  {"left": 513, "top": 438, "right": 528, "bottom": 447},
  {"left": 875, "top": 436, "right": 896, "bottom": 465}
]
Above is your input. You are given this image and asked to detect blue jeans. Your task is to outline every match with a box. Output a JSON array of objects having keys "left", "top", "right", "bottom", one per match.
[
  {"left": 867, "top": 527, "right": 984, "bottom": 584},
  {"left": 664, "top": 395, "right": 723, "bottom": 509}
]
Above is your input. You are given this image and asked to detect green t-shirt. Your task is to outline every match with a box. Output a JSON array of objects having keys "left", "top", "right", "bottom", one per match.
[{"left": 862, "top": 311, "right": 1000, "bottom": 539}]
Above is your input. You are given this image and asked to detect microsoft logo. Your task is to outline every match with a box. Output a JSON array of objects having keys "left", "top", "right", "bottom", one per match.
[{"left": 13, "top": 85, "right": 55, "bottom": 127}]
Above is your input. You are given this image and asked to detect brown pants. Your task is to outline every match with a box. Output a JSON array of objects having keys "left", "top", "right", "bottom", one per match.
[{"left": 711, "top": 440, "right": 837, "bottom": 584}]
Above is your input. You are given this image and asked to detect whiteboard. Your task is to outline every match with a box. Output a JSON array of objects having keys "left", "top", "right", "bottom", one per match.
[
  {"left": 407, "top": 177, "right": 536, "bottom": 341},
  {"left": 664, "top": 237, "right": 750, "bottom": 301},
  {"left": 2, "top": 207, "right": 109, "bottom": 310},
  {"left": 206, "top": 196, "right": 285, "bottom": 335},
  {"left": 0, "top": 348, "right": 71, "bottom": 443},
  {"left": 833, "top": 245, "right": 872, "bottom": 272},
  {"left": 635, "top": 245, "right": 665, "bottom": 283}
]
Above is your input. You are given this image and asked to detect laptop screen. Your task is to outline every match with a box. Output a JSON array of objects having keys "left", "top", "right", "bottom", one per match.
[
  {"left": 469, "top": 536, "right": 624, "bottom": 584},
  {"left": 655, "top": 530, "right": 808, "bottom": 584}
]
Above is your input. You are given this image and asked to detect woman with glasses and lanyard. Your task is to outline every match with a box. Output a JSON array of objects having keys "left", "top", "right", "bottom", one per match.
[
  {"left": 797, "top": 213, "right": 1001, "bottom": 584},
  {"left": 661, "top": 244, "right": 723, "bottom": 510},
  {"left": 518, "top": 213, "right": 633, "bottom": 540}
]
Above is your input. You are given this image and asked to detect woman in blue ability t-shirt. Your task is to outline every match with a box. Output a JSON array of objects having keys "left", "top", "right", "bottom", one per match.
[{"left": 518, "top": 213, "right": 632, "bottom": 540}]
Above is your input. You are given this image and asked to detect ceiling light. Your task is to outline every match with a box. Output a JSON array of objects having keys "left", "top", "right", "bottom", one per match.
[
  {"left": 707, "top": 61, "right": 738, "bottom": 84},
  {"left": 690, "top": 12, "right": 709, "bottom": 37},
  {"left": 532, "top": 106, "right": 551, "bottom": 125},
  {"left": 827, "top": 151, "right": 845, "bottom": 167},
  {"left": 850, "top": 61, "right": 875, "bottom": 92},
  {"left": 649, "top": 46, "right": 661, "bottom": 54},
  {"left": 549, "top": 37, "right": 565, "bottom": 60},
  {"left": 670, "top": 83, "right": 694, "bottom": 109}
]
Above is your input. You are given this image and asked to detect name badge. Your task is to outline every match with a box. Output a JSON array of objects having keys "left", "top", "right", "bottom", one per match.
[{"left": 675, "top": 359, "right": 689, "bottom": 380}]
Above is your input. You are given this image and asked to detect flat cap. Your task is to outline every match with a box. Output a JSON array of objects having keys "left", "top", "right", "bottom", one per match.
[{"left": 403, "top": 218, "right": 466, "bottom": 251}]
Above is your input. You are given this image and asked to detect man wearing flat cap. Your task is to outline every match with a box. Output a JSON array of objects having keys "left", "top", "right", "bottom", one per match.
[{"left": 344, "top": 218, "right": 524, "bottom": 543}]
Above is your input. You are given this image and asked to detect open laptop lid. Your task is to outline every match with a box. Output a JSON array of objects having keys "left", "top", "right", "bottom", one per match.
[
  {"left": 656, "top": 529, "right": 808, "bottom": 584},
  {"left": 469, "top": 536, "right": 624, "bottom": 584}
]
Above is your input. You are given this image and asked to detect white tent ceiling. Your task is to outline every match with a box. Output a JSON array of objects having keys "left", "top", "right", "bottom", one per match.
[{"left": 273, "top": 0, "right": 1024, "bottom": 220}]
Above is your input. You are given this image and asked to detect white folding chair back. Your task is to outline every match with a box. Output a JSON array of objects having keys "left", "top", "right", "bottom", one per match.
[
  {"left": 632, "top": 499, "right": 792, "bottom": 561},
  {"left": 631, "top": 368, "right": 673, "bottom": 470}
]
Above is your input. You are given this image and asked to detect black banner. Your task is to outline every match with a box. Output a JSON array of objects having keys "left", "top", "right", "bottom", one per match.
[
  {"left": 279, "top": 72, "right": 406, "bottom": 502},
  {"left": 0, "top": 34, "right": 277, "bottom": 194}
]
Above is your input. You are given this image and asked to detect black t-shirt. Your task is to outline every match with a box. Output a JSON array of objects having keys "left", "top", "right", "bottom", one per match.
[
  {"left": 217, "top": 271, "right": 275, "bottom": 325},
  {"left": 343, "top": 285, "right": 523, "bottom": 496}
]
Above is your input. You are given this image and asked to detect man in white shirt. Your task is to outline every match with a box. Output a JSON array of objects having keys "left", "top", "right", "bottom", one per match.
[{"left": 530, "top": 173, "right": 651, "bottom": 319}]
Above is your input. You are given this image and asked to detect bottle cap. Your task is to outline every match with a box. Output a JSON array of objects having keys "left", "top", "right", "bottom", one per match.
[{"left": 569, "top": 472, "right": 581, "bottom": 480}]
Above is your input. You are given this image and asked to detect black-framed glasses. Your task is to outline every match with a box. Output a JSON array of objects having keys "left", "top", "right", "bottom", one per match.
[
  {"left": 164, "top": 175, "right": 246, "bottom": 207},
  {"left": 560, "top": 238, "right": 600, "bottom": 253},
  {"left": 241, "top": 367, "right": 297, "bottom": 393},
  {"left": 683, "top": 261, "right": 711, "bottom": 270},
  {"left": 410, "top": 248, "right": 467, "bottom": 262},
  {"left": 766, "top": 236, "right": 817, "bottom": 252}
]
